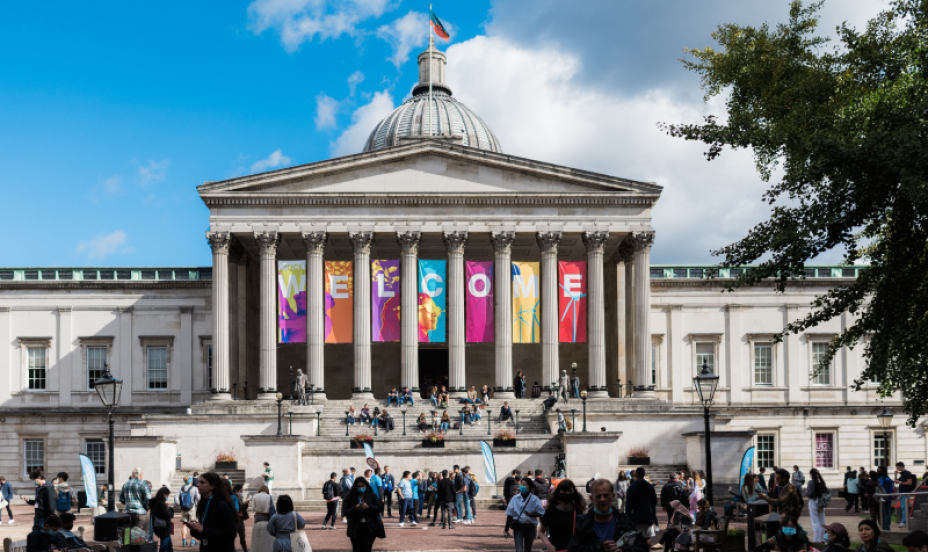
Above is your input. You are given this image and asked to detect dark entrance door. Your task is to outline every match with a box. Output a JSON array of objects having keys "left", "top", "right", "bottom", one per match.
[{"left": 418, "top": 349, "right": 449, "bottom": 398}]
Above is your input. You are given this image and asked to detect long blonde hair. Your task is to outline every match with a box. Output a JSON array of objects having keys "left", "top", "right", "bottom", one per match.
[{"left": 694, "top": 471, "right": 703, "bottom": 485}]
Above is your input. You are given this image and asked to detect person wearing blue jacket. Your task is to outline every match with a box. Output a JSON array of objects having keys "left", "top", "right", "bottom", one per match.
[
  {"left": 0, "top": 476, "right": 14, "bottom": 524},
  {"left": 877, "top": 466, "right": 895, "bottom": 531}
]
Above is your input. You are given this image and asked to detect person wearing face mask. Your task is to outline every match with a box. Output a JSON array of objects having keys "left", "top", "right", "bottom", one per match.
[
  {"left": 21, "top": 469, "right": 55, "bottom": 532},
  {"left": 855, "top": 520, "right": 893, "bottom": 552},
  {"left": 506, "top": 478, "right": 545, "bottom": 552},
  {"left": 25, "top": 514, "right": 65, "bottom": 552},
  {"left": 567, "top": 478, "right": 648, "bottom": 552},
  {"left": 821, "top": 523, "right": 851, "bottom": 552},
  {"left": 539, "top": 480, "right": 585, "bottom": 552},
  {"left": 343, "top": 476, "right": 386, "bottom": 552},
  {"left": 902, "top": 530, "right": 928, "bottom": 552},
  {"left": 756, "top": 515, "right": 809, "bottom": 552}
]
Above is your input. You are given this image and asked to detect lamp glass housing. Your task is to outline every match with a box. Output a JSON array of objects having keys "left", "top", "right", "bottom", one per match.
[
  {"left": 693, "top": 361, "right": 720, "bottom": 406},
  {"left": 93, "top": 369, "right": 123, "bottom": 408},
  {"left": 877, "top": 407, "right": 894, "bottom": 429}
]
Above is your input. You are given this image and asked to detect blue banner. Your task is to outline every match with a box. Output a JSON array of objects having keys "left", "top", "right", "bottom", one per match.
[
  {"left": 418, "top": 259, "right": 447, "bottom": 343},
  {"left": 79, "top": 454, "right": 98, "bottom": 508},
  {"left": 739, "top": 446, "right": 755, "bottom": 491},
  {"left": 363, "top": 443, "right": 374, "bottom": 459},
  {"left": 480, "top": 440, "right": 497, "bottom": 484}
]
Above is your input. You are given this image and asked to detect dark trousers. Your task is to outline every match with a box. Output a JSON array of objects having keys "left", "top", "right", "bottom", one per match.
[
  {"left": 440, "top": 501, "right": 455, "bottom": 527},
  {"left": 32, "top": 512, "right": 45, "bottom": 532},
  {"left": 513, "top": 522, "right": 537, "bottom": 552},
  {"left": 349, "top": 533, "right": 377, "bottom": 552},
  {"left": 383, "top": 491, "right": 393, "bottom": 517},
  {"left": 0, "top": 504, "right": 12, "bottom": 521},
  {"left": 845, "top": 493, "right": 859, "bottom": 511},
  {"left": 324, "top": 500, "right": 338, "bottom": 527},
  {"left": 470, "top": 497, "right": 476, "bottom": 519},
  {"left": 665, "top": 506, "right": 673, "bottom": 525}
]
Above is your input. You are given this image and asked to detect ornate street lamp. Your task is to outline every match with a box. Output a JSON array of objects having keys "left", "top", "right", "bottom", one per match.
[
  {"left": 570, "top": 409, "right": 576, "bottom": 432},
  {"left": 315, "top": 411, "right": 321, "bottom": 437},
  {"left": 877, "top": 407, "right": 894, "bottom": 467},
  {"left": 401, "top": 409, "right": 407, "bottom": 436},
  {"left": 486, "top": 409, "right": 492, "bottom": 436},
  {"left": 693, "top": 359, "right": 720, "bottom": 503},
  {"left": 275, "top": 392, "right": 284, "bottom": 436},
  {"left": 580, "top": 390, "right": 589, "bottom": 432},
  {"left": 93, "top": 363, "right": 123, "bottom": 513},
  {"left": 309, "top": 383, "right": 315, "bottom": 406}
]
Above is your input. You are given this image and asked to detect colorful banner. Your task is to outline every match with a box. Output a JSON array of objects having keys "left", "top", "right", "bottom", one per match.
[
  {"left": 79, "top": 454, "right": 98, "bottom": 508},
  {"left": 480, "top": 440, "right": 497, "bottom": 484},
  {"left": 324, "top": 261, "right": 353, "bottom": 343},
  {"left": 277, "top": 260, "right": 306, "bottom": 343},
  {"left": 372, "top": 260, "right": 400, "bottom": 342},
  {"left": 418, "top": 260, "right": 446, "bottom": 342},
  {"left": 558, "top": 261, "right": 587, "bottom": 343},
  {"left": 512, "top": 262, "right": 540, "bottom": 343},
  {"left": 465, "top": 261, "right": 494, "bottom": 342},
  {"left": 739, "top": 446, "right": 756, "bottom": 490}
]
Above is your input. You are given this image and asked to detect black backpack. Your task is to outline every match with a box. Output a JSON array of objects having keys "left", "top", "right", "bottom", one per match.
[
  {"left": 670, "top": 483, "right": 689, "bottom": 504},
  {"left": 323, "top": 481, "right": 335, "bottom": 500}
]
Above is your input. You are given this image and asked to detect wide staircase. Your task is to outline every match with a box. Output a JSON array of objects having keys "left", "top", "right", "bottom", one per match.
[
  {"left": 319, "top": 398, "right": 550, "bottom": 437},
  {"left": 616, "top": 464, "right": 689, "bottom": 500},
  {"left": 167, "top": 469, "right": 247, "bottom": 494}
]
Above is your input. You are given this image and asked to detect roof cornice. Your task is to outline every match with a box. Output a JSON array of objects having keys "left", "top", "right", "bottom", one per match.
[
  {"left": 201, "top": 192, "right": 659, "bottom": 207},
  {"left": 0, "top": 282, "right": 210, "bottom": 291}
]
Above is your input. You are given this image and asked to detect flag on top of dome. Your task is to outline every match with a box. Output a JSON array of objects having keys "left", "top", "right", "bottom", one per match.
[{"left": 430, "top": 9, "right": 450, "bottom": 40}]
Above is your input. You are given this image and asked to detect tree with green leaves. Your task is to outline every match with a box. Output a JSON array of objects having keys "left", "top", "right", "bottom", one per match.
[{"left": 662, "top": 0, "right": 928, "bottom": 425}]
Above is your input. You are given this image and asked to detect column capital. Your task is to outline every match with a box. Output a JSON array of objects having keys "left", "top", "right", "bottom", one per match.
[
  {"left": 349, "top": 231, "right": 374, "bottom": 254},
  {"left": 582, "top": 231, "right": 609, "bottom": 254},
  {"left": 254, "top": 231, "right": 280, "bottom": 255},
  {"left": 302, "top": 231, "right": 327, "bottom": 256},
  {"left": 630, "top": 231, "right": 655, "bottom": 253},
  {"left": 443, "top": 231, "right": 468, "bottom": 254},
  {"left": 397, "top": 231, "right": 421, "bottom": 254},
  {"left": 535, "top": 231, "right": 562, "bottom": 255},
  {"left": 490, "top": 231, "right": 516, "bottom": 253},
  {"left": 206, "top": 231, "right": 232, "bottom": 255}
]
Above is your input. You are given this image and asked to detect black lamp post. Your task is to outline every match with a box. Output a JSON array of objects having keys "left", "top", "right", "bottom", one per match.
[
  {"left": 401, "top": 410, "right": 407, "bottom": 436},
  {"left": 232, "top": 383, "right": 238, "bottom": 400},
  {"left": 580, "top": 390, "right": 588, "bottom": 432},
  {"left": 515, "top": 410, "right": 520, "bottom": 435},
  {"left": 345, "top": 411, "right": 351, "bottom": 437},
  {"left": 288, "top": 411, "right": 294, "bottom": 435},
  {"left": 243, "top": 380, "right": 249, "bottom": 400},
  {"left": 275, "top": 392, "right": 284, "bottom": 436},
  {"left": 877, "top": 407, "right": 894, "bottom": 467},
  {"left": 487, "top": 409, "right": 492, "bottom": 436},
  {"left": 693, "top": 359, "right": 720, "bottom": 504},
  {"left": 316, "top": 412, "right": 321, "bottom": 437},
  {"left": 92, "top": 363, "right": 123, "bottom": 513},
  {"left": 309, "top": 383, "right": 315, "bottom": 406},
  {"left": 288, "top": 367, "right": 294, "bottom": 401},
  {"left": 570, "top": 409, "right": 577, "bottom": 432}
]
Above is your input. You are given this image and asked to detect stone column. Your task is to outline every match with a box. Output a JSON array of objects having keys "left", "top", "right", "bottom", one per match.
[
  {"left": 255, "top": 231, "right": 280, "bottom": 400},
  {"left": 302, "top": 232, "right": 327, "bottom": 401},
  {"left": 615, "top": 239, "right": 635, "bottom": 395},
  {"left": 350, "top": 232, "right": 375, "bottom": 399},
  {"left": 631, "top": 231, "right": 655, "bottom": 398},
  {"left": 536, "top": 232, "right": 561, "bottom": 391},
  {"left": 206, "top": 231, "right": 232, "bottom": 400},
  {"left": 398, "top": 231, "right": 421, "bottom": 392},
  {"left": 583, "top": 231, "right": 610, "bottom": 398},
  {"left": 491, "top": 231, "right": 516, "bottom": 398},
  {"left": 444, "top": 231, "right": 468, "bottom": 397}
]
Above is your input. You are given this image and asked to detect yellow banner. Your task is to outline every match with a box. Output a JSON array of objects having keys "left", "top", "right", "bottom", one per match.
[{"left": 512, "top": 261, "right": 540, "bottom": 343}]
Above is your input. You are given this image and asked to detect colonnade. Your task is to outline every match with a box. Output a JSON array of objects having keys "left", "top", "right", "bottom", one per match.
[{"left": 205, "top": 230, "right": 655, "bottom": 401}]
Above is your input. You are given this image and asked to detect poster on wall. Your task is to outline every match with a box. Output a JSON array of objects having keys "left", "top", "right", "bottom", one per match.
[
  {"left": 558, "top": 261, "right": 587, "bottom": 343},
  {"left": 418, "top": 259, "right": 446, "bottom": 342},
  {"left": 277, "top": 260, "right": 306, "bottom": 343},
  {"left": 324, "top": 261, "right": 353, "bottom": 343},
  {"left": 465, "top": 261, "right": 494, "bottom": 342},
  {"left": 512, "top": 261, "right": 540, "bottom": 343},
  {"left": 371, "top": 260, "right": 400, "bottom": 342}
]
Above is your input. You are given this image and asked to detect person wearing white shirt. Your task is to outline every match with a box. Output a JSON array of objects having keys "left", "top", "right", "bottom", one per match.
[{"left": 505, "top": 478, "right": 545, "bottom": 552}]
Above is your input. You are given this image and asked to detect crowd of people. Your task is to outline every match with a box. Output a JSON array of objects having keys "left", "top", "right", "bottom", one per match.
[{"left": 344, "top": 399, "right": 518, "bottom": 433}]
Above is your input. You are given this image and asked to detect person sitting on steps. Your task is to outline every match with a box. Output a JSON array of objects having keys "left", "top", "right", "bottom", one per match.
[
  {"left": 387, "top": 388, "right": 399, "bottom": 406},
  {"left": 499, "top": 402, "right": 513, "bottom": 424}
]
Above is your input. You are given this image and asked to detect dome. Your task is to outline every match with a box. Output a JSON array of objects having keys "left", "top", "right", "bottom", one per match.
[{"left": 362, "top": 42, "right": 502, "bottom": 154}]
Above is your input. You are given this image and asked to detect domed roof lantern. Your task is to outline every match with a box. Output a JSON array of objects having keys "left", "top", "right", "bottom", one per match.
[{"left": 412, "top": 36, "right": 452, "bottom": 97}]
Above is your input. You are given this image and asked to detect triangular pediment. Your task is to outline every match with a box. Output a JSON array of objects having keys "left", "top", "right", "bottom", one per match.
[{"left": 198, "top": 141, "right": 661, "bottom": 198}]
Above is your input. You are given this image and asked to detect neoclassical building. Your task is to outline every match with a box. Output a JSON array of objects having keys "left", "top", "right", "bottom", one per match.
[{"left": 0, "top": 44, "right": 916, "bottom": 498}]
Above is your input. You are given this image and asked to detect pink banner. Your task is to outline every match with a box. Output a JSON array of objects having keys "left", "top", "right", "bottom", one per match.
[
  {"left": 558, "top": 261, "right": 587, "bottom": 343},
  {"left": 465, "top": 261, "right": 493, "bottom": 342}
]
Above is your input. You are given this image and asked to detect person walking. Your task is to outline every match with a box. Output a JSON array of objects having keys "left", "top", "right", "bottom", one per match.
[
  {"left": 339, "top": 469, "right": 353, "bottom": 523},
  {"left": 187, "top": 472, "right": 238, "bottom": 552},
  {"left": 792, "top": 466, "right": 806, "bottom": 494},
  {"left": 150, "top": 486, "right": 175, "bottom": 552},
  {"left": 877, "top": 467, "right": 895, "bottom": 531},
  {"left": 895, "top": 462, "right": 916, "bottom": 529},
  {"left": 250, "top": 486, "right": 276, "bottom": 552},
  {"left": 758, "top": 468, "right": 802, "bottom": 516},
  {"left": 506, "top": 478, "right": 544, "bottom": 552},
  {"left": 502, "top": 469, "right": 521, "bottom": 537},
  {"left": 626, "top": 467, "right": 658, "bottom": 541},
  {"left": 845, "top": 469, "right": 861, "bottom": 513},
  {"left": 175, "top": 476, "right": 200, "bottom": 547},
  {"left": 559, "top": 370, "right": 570, "bottom": 403},
  {"left": 807, "top": 468, "right": 830, "bottom": 542},
  {"left": 0, "top": 476, "right": 12, "bottom": 524},
  {"left": 382, "top": 466, "right": 395, "bottom": 518},
  {"left": 344, "top": 476, "right": 385, "bottom": 552},
  {"left": 615, "top": 471, "right": 630, "bottom": 513},
  {"left": 460, "top": 467, "right": 475, "bottom": 524},
  {"left": 267, "top": 495, "right": 305, "bottom": 552},
  {"left": 397, "top": 471, "right": 416, "bottom": 527},
  {"left": 539, "top": 479, "right": 584, "bottom": 552},
  {"left": 21, "top": 470, "right": 54, "bottom": 531},
  {"left": 567, "top": 478, "right": 648, "bottom": 552},
  {"left": 660, "top": 474, "right": 686, "bottom": 525},
  {"left": 232, "top": 485, "right": 250, "bottom": 552},
  {"left": 534, "top": 470, "right": 550, "bottom": 507},
  {"left": 322, "top": 472, "right": 339, "bottom": 529},
  {"left": 263, "top": 462, "right": 274, "bottom": 493},
  {"left": 52, "top": 473, "right": 73, "bottom": 515},
  {"left": 409, "top": 471, "right": 421, "bottom": 523},
  {"left": 117, "top": 467, "right": 152, "bottom": 531},
  {"left": 435, "top": 470, "right": 456, "bottom": 529}
]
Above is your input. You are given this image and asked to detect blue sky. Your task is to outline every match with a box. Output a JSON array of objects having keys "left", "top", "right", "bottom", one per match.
[{"left": 0, "top": 0, "right": 884, "bottom": 267}]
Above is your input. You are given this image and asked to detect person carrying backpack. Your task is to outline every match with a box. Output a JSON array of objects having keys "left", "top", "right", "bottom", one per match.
[
  {"left": 173, "top": 476, "right": 200, "bottom": 547},
  {"left": 468, "top": 472, "right": 480, "bottom": 522},
  {"left": 322, "top": 472, "right": 339, "bottom": 530},
  {"left": 660, "top": 473, "right": 687, "bottom": 525},
  {"left": 53, "top": 472, "right": 73, "bottom": 515},
  {"left": 533, "top": 469, "right": 549, "bottom": 507},
  {"left": 339, "top": 469, "right": 353, "bottom": 523}
]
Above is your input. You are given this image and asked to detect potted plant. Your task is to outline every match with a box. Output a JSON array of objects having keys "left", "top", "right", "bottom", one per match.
[
  {"left": 422, "top": 431, "right": 445, "bottom": 448},
  {"left": 627, "top": 447, "right": 650, "bottom": 465},
  {"left": 351, "top": 433, "right": 374, "bottom": 449},
  {"left": 493, "top": 429, "right": 517, "bottom": 448},
  {"left": 726, "top": 528, "right": 746, "bottom": 552},
  {"left": 215, "top": 451, "right": 237, "bottom": 470}
]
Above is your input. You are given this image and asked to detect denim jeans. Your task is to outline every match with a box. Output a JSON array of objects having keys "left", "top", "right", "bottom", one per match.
[
  {"left": 32, "top": 513, "right": 45, "bottom": 532},
  {"left": 513, "top": 522, "right": 537, "bottom": 552},
  {"left": 901, "top": 497, "right": 908, "bottom": 525},
  {"left": 388, "top": 396, "right": 399, "bottom": 406},
  {"left": 440, "top": 422, "right": 449, "bottom": 431},
  {"left": 455, "top": 493, "right": 472, "bottom": 521},
  {"left": 159, "top": 536, "right": 173, "bottom": 552},
  {"left": 398, "top": 498, "right": 408, "bottom": 521},
  {"left": 883, "top": 501, "right": 893, "bottom": 530},
  {"left": 430, "top": 397, "right": 438, "bottom": 406},
  {"left": 402, "top": 498, "right": 416, "bottom": 523}
]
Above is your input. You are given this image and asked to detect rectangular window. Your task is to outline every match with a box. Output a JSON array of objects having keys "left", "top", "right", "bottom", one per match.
[
  {"left": 83, "top": 270, "right": 98, "bottom": 280},
  {"left": 141, "top": 270, "right": 156, "bottom": 280},
  {"left": 24, "top": 440, "right": 44, "bottom": 475},
  {"left": 754, "top": 344, "right": 773, "bottom": 385},
  {"left": 673, "top": 268, "right": 687, "bottom": 278},
  {"left": 24, "top": 271, "right": 38, "bottom": 280},
  {"left": 842, "top": 268, "right": 856, "bottom": 278},
  {"left": 100, "top": 270, "right": 114, "bottom": 280},
  {"left": 649, "top": 268, "right": 664, "bottom": 278},
  {"left": 57, "top": 270, "right": 72, "bottom": 280},
  {"left": 696, "top": 343, "right": 715, "bottom": 374},
  {"left": 650, "top": 343, "right": 656, "bottom": 386},
  {"left": 148, "top": 347, "right": 168, "bottom": 389},
  {"left": 199, "top": 269, "right": 212, "bottom": 280},
  {"left": 815, "top": 433, "right": 835, "bottom": 469},
  {"left": 157, "top": 270, "right": 173, "bottom": 280},
  {"left": 87, "top": 347, "right": 107, "bottom": 389},
  {"left": 86, "top": 440, "right": 106, "bottom": 475},
  {"left": 757, "top": 434, "right": 776, "bottom": 469},
  {"left": 689, "top": 268, "right": 704, "bottom": 278},
  {"left": 28, "top": 347, "right": 47, "bottom": 390},
  {"left": 874, "top": 434, "right": 892, "bottom": 467},
  {"left": 207, "top": 345, "right": 213, "bottom": 390},
  {"left": 41, "top": 270, "right": 56, "bottom": 280},
  {"left": 812, "top": 342, "right": 832, "bottom": 385},
  {"left": 116, "top": 270, "right": 131, "bottom": 280}
]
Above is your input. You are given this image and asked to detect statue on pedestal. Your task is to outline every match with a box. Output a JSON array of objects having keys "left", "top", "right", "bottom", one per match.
[{"left": 296, "top": 369, "right": 308, "bottom": 405}]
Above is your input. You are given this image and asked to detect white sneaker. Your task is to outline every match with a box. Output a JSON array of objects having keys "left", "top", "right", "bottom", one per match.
[
  {"left": 411, "top": 521, "right": 417, "bottom": 526},
  {"left": 399, "top": 522, "right": 405, "bottom": 527},
  {"left": 342, "top": 518, "right": 347, "bottom": 523},
  {"left": 7, "top": 520, "right": 12, "bottom": 524}
]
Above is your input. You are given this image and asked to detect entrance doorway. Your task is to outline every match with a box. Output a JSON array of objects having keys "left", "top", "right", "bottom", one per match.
[{"left": 418, "top": 349, "right": 449, "bottom": 398}]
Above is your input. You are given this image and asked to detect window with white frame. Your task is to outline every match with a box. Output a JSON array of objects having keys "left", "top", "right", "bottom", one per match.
[
  {"left": 24, "top": 440, "right": 44, "bottom": 474},
  {"left": 754, "top": 344, "right": 773, "bottom": 385},
  {"left": 28, "top": 347, "right": 47, "bottom": 390},
  {"left": 148, "top": 347, "right": 168, "bottom": 389},
  {"left": 696, "top": 343, "right": 715, "bottom": 374},
  {"left": 85, "top": 440, "right": 106, "bottom": 474},
  {"left": 874, "top": 434, "right": 892, "bottom": 467},
  {"left": 87, "top": 347, "right": 107, "bottom": 389},
  {"left": 756, "top": 434, "right": 776, "bottom": 469},
  {"left": 812, "top": 342, "right": 832, "bottom": 385},
  {"left": 815, "top": 432, "right": 835, "bottom": 469}
]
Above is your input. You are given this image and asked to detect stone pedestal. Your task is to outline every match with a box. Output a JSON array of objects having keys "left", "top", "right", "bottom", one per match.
[
  {"left": 558, "top": 431, "right": 623, "bottom": 482},
  {"left": 114, "top": 436, "right": 178, "bottom": 490},
  {"left": 242, "top": 435, "right": 307, "bottom": 496}
]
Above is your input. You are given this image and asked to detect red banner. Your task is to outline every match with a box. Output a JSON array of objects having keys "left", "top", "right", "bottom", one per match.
[{"left": 558, "top": 261, "right": 586, "bottom": 343}]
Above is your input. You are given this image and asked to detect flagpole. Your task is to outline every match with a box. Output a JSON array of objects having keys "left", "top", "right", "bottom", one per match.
[{"left": 428, "top": 3, "right": 433, "bottom": 137}]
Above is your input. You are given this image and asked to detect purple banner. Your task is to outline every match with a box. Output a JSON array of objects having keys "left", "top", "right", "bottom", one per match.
[
  {"left": 465, "top": 261, "right": 494, "bottom": 342},
  {"left": 372, "top": 260, "right": 401, "bottom": 342}
]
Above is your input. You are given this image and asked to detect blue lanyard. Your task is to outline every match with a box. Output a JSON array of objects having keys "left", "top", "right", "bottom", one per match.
[{"left": 200, "top": 497, "right": 212, "bottom": 526}]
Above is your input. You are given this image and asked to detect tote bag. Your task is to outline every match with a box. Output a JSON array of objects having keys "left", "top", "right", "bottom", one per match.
[{"left": 290, "top": 512, "right": 312, "bottom": 552}]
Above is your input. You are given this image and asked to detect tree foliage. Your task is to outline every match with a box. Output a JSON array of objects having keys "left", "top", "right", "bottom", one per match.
[{"left": 662, "top": 0, "right": 928, "bottom": 425}]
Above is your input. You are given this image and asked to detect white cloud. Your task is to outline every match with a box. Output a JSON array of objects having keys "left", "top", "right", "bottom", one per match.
[
  {"left": 251, "top": 149, "right": 293, "bottom": 173},
  {"left": 330, "top": 90, "right": 395, "bottom": 157},
  {"left": 247, "top": 0, "right": 394, "bottom": 52},
  {"left": 101, "top": 175, "right": 122, "bottom": 194},
  {"left": 76, "top": 230, "right": 135, "bottom": 261},
  {"left": 347, "top": 70, "right": 365, "bottom": 96},
  {"left": 315, "top": 93, "right": 340, "bottom": 130},
  {"left": 137, "top": 159, "right": 169, "bottom": 185},
  {"left": 376, "top": 10, "right": 428, "bottom": 67}
]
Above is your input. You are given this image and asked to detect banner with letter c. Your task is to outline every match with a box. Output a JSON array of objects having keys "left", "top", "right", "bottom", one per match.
[
  {"left": 418, "top": 260, "right": 446, "bottom": 342},
  {"left": 558, "top": 261, "right": 587, "bottom": 343},
  {"left": 465, "top": 261, "right": 493, "bottom": 342},
  {"left": 324, "top": 261, "right": 353, "bottom": 343}
]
